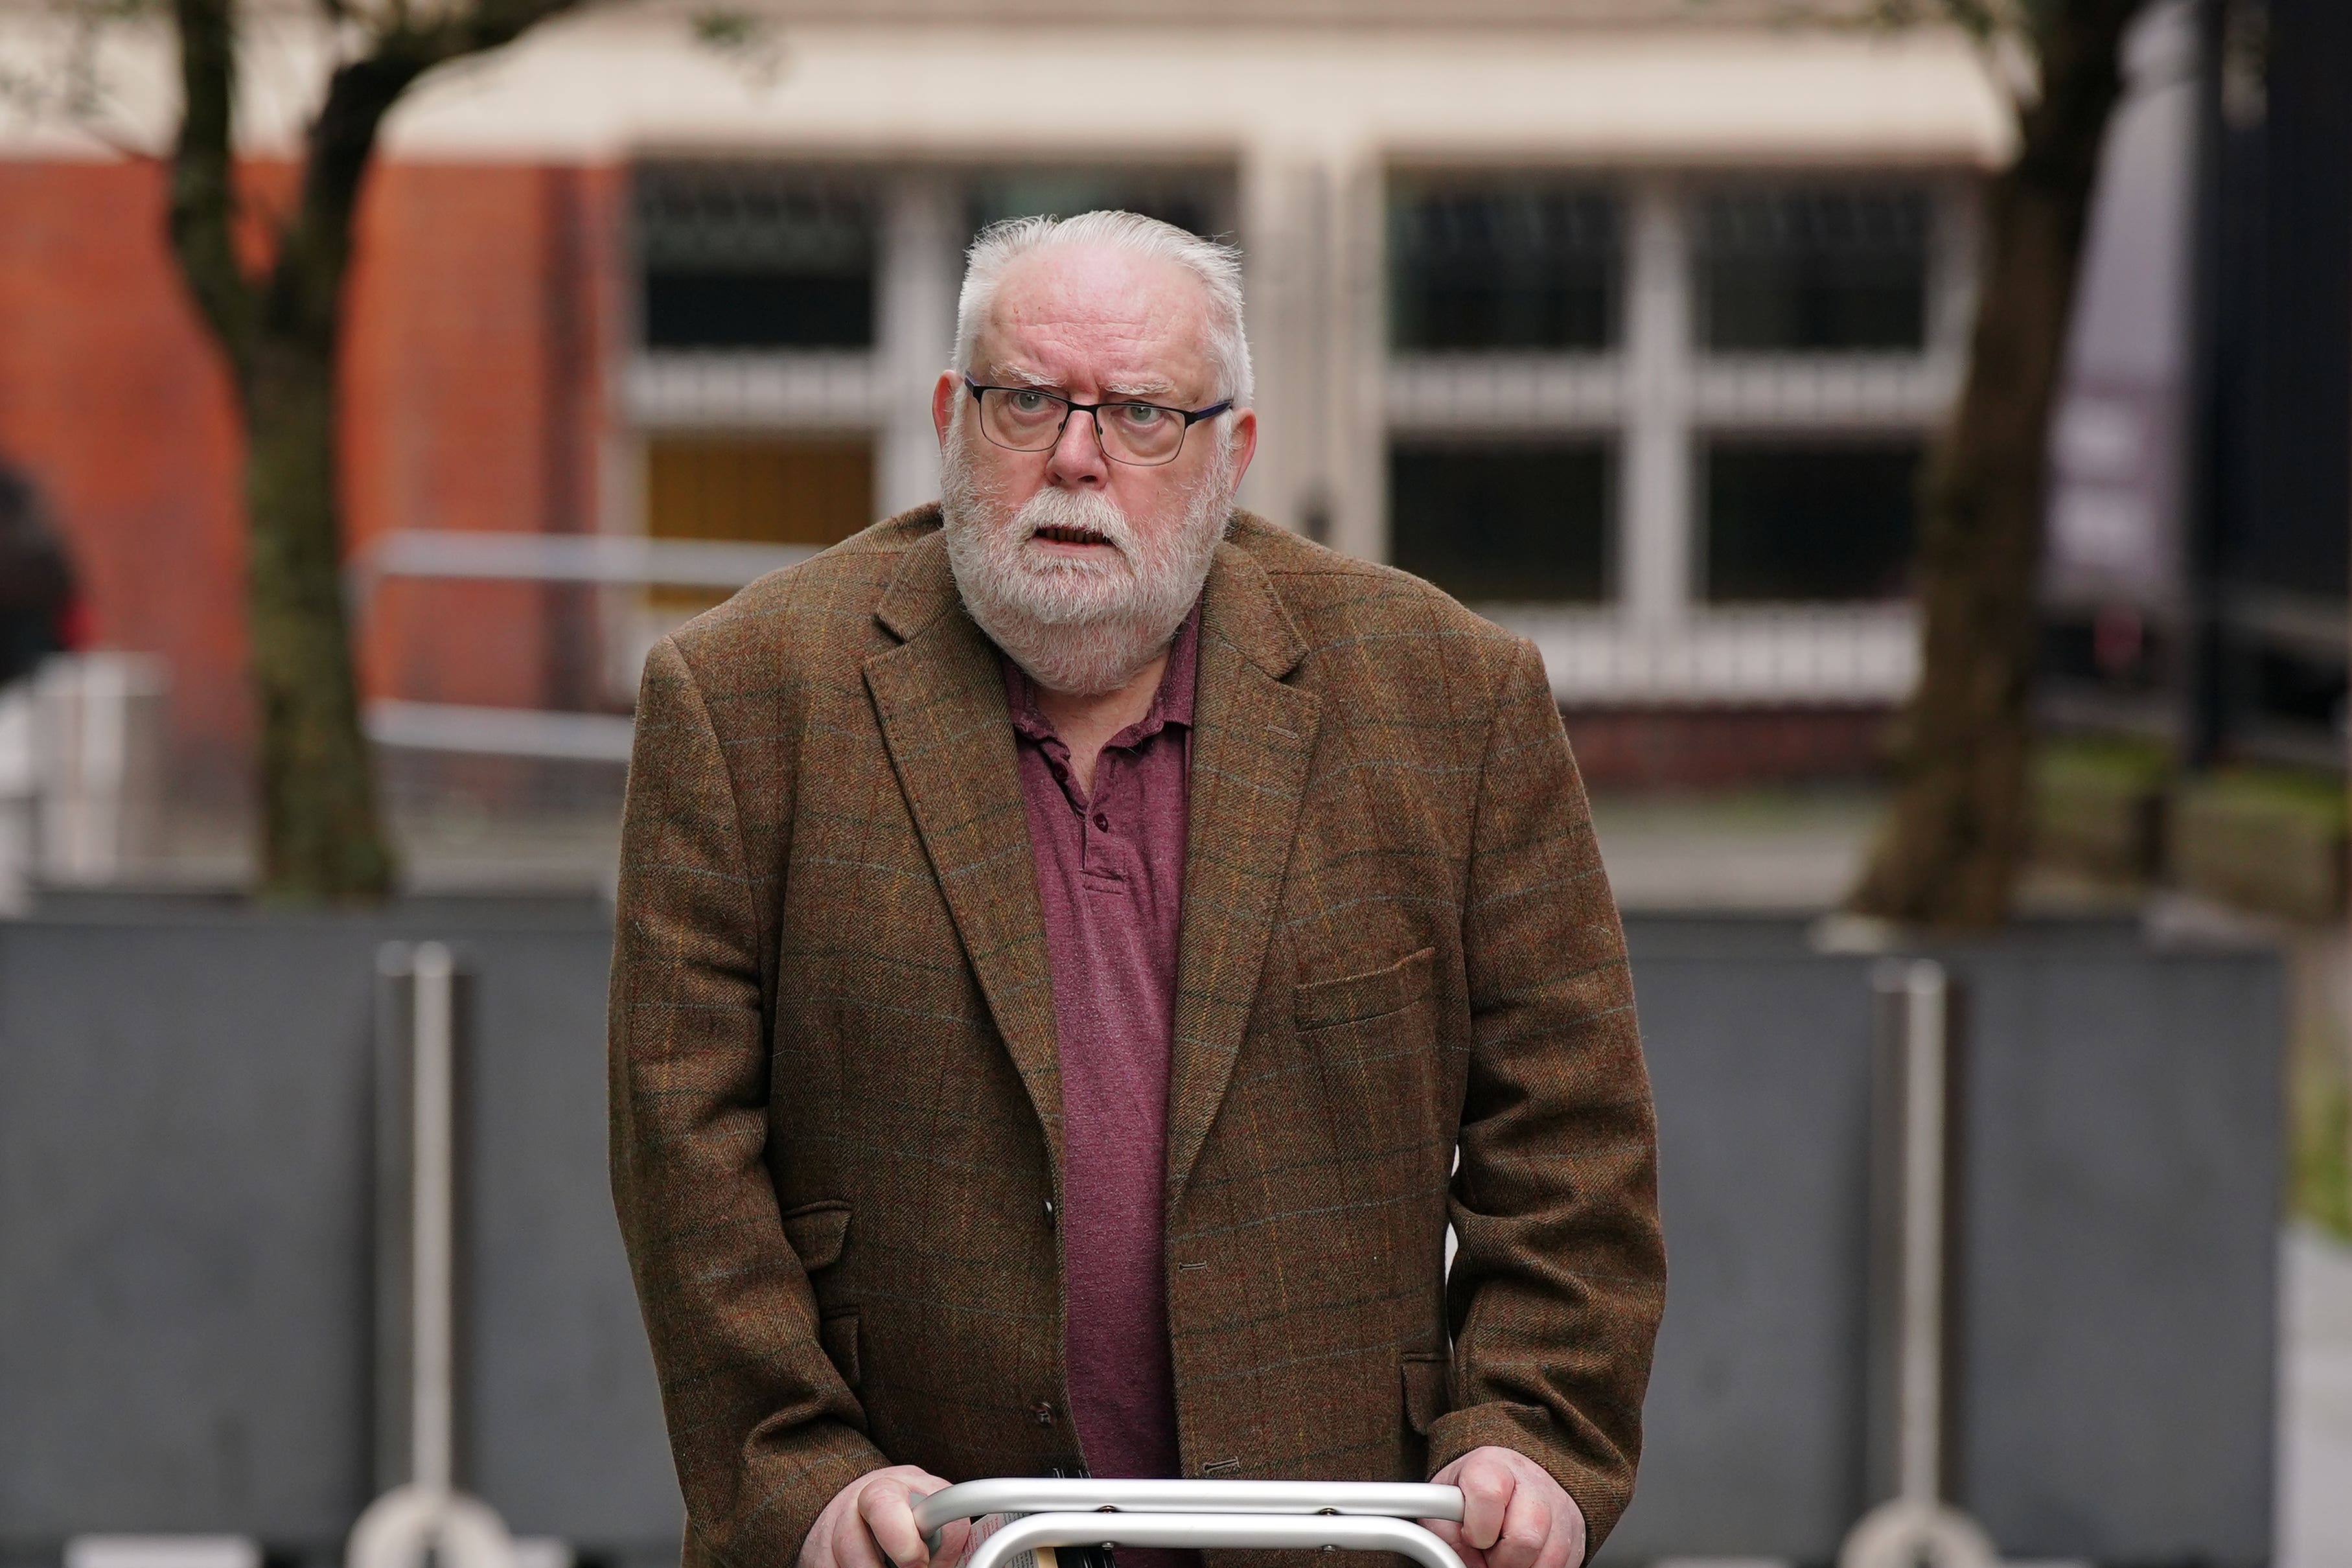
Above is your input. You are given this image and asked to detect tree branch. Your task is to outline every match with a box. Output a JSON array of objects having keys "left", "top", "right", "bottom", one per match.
[
  {"left": 266, "top": 0, "right": 590, "bottom": 343},
  {"left": 0, "top": 0, "right": 167, "bottom": 164},
  {"left": 166, "top": 0, "right": 261, "bottom": 388}
]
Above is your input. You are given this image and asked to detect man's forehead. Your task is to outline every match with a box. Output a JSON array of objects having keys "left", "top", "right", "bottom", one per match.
[{"left": 975, "top": 246, "right": 1212, "bottom": 389}]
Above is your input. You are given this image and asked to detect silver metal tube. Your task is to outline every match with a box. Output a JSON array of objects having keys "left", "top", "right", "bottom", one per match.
[
  {"left": 1897, "top": 959, "right": 1948, "bottom": 1506},
  {"left": 960, "top": 1512, "right": 1466, "bottom": 1568},
  {"left": 409, "top": 941, "right": 456, "bottom": 1496},
  {"left": 913, "top": 1481, "right": 1462, "bottom": 1536}
]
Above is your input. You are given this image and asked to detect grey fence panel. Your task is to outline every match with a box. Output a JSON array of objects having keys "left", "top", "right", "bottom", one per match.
[
  {"left": 0, "top": 904, "right": 2283, "bottom": 1567},
  {"left": 455, "top": 927, "right": 682, "bottom": 1547},
  {"left": 1608, "top": 917, "right": 2280, "bottom": 1568},
  {"left": 0, "top": 919, "right": 380, "bottom": 1539},
  {"left": 1946, "top": 934, "right": 2280, "bottom": 1562},
  {"left": 1604, "top": 934, "right": 1877, "bottom": 1560},
  {"left": 0, "top": 904, "right": 680, "bottom": 1556}
]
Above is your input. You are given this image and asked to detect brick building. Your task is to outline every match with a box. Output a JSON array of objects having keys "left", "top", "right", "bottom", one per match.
[{"left": 0, "top": 0, "right": 2019, "bottom": 801}]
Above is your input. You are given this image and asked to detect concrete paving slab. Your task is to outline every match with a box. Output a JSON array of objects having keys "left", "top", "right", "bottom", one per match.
[{"left": 2282, "top": 1224, "right": 2352, "bottom": 1568}]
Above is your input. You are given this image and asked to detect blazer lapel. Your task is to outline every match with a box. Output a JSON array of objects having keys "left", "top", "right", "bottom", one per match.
[
  {"left": 864, "top": 531, "right": 1065, "bottom": 1172},
  {"left": 1165, "top": 533, "right": 1320, "bottom": 1210}
]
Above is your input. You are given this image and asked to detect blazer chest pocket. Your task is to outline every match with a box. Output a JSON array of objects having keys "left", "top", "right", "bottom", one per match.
[
  {"left": 1297, "top": 949, "right": 1440, "bottom": 1158},
  {"left": 1295, "top": 947, "right": 1435, "bottom": 1032}
]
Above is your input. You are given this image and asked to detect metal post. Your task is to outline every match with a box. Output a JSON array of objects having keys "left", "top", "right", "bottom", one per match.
[
  {"left": 2178, "top": 0, "right": 2232, "bottom": 768},
  {"left": 351, "top": 942, "right": 518, "bottom": 1568},
  {"left": 410, "top": 942, "right": 457, "bottom": 1497},
  {"left": 1895, "top": 962, "right": 1951, "bottom": 1506},
  {"left": 1840, "top": 960, "right": 1994, "bottom": 1568}
]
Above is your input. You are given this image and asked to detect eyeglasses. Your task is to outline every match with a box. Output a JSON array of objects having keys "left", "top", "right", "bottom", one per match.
[{"left": 964, "top": 376, "right": 1232, "bottom": 468}]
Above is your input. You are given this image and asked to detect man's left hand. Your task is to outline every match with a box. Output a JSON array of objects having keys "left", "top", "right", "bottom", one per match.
[{"left": 1424, "top": 1446, "right": 1587, "bottom": 1568}]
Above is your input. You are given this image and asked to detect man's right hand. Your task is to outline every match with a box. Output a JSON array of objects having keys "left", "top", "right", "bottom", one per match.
[{"left": 800, "top": 1466, "right": 972, "bottom": 1568}]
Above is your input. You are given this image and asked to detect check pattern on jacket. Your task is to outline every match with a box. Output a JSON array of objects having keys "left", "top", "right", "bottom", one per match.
[{"left": 609, "top": 507, "right": 1666, "bottom": 1568}]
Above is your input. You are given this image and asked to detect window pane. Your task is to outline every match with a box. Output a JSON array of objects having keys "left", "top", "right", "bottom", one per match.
[
  {"left": 1390, "top": 441, "right": 1613, "bottom": 603},
  {"left": 637, "top": 168, "right": 875, "bottom": 349},
  {"left": 1697, "top": 188, "right": 1930, "bottom": 352},
  {"left": 1702, "top": 440, "right": 1922, "bottom": 602},
  {"left": 966, "top": 172, "right": 1225, "bottom": 244},
  {"left": 1389, "top": 179, "right": 1621, "bottom": 352}
]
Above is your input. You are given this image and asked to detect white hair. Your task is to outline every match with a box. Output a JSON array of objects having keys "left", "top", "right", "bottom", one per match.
[{"left": 952, "top": 210, "right": 1254, "bottom": 406}]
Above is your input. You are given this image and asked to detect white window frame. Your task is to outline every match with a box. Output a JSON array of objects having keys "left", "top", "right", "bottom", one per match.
[{"left": 1378, "top": 167, "right": 1980, "bottom": 708}]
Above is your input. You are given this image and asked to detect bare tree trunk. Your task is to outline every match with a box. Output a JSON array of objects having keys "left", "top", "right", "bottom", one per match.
[
  {"left": 165, "top": 0, "right": 582, "bottom": 899},
  {"left": 246, "top": 338, "right": 393, "bottom": 895},
  {"left": 1848, "top": 0, "right": 2154, "bottom": 928}
]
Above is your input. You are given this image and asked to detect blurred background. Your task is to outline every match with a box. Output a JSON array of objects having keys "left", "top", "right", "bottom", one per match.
[{"left": 0, "top": 3, "right": 2344, "bottom": 1568}]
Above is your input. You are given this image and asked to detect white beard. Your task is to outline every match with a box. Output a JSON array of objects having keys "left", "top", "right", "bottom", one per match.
[{"left": 940, "top": 423, "right": 1232, "bottom": 697}]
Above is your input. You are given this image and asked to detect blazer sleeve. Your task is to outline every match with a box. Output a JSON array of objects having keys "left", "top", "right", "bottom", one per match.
[
  {"left": 610, "top": 635, "right": 887, "bottom": 1568},
  {"left": 1427, "top": 636, "right": 1667, "bottom": 1552}
]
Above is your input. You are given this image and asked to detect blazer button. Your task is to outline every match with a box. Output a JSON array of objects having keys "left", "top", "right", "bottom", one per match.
[
  {"left": 1033, "top": 1401, "right": 1057, "bottom": 1427},
  {"left": 1043, "top": 1197, "right": 1058, "bottom": 1227}
]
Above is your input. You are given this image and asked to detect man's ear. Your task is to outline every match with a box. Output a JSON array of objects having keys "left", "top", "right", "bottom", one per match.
[
  {"left": 1226, "top": 408, "right": 1260, "bottom": 492},
  {"left": 932, "top": 372, "right": 959, "bottom": 447}
]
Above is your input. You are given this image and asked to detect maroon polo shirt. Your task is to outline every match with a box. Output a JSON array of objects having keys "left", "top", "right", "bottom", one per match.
[{"left": 1002, "top": 605, "right": 1199, "bottom": 1556}]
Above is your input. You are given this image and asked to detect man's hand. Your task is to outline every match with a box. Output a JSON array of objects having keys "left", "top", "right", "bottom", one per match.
[
  {"left": 1425, "top": 1447, "right": 1587, "bottom": 1568},
  {"left": 799, "top": 1465, "right": 973, "bottom": 1568}
]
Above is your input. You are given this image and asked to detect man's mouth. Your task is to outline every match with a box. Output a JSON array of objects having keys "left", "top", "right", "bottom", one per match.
[{"left": 1032, "top": 524, "right": 1113, "bottom": 548}]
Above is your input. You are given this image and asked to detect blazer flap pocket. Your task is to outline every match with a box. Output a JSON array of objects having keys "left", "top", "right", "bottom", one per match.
[
  {"left": 1400, "top": 1352, "right": 1451, "bottom": 1436},
  {"left": 820, "top": 1311, "right": 860, "bottom": 1389},
  {"left": 1296, "top": 947, "right": 1436, "bottom": 1032},
  {"left": 781, "top": 1201, "right": 851, "bottom": 1273}
]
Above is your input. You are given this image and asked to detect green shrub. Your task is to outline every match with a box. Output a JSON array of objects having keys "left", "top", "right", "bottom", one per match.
[
  {"left": 2294, "top": 1068, "right": 2352, "bottom": 1242},
  {"left": 2031, "top": 736, "right": 2173, "bottom": 882},
  {"left": 2172, "top": 767, "right": 2349, "bottom": 923}
]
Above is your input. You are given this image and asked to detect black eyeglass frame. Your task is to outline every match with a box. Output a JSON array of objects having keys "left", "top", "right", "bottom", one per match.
[{"left": 962, "top": 376, "right": 1234, "bottom": 467}]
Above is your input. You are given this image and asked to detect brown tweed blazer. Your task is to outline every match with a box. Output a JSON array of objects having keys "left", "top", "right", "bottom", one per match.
[{"left": 609, "top": 505, "right": 1665, "bottom": 1568}]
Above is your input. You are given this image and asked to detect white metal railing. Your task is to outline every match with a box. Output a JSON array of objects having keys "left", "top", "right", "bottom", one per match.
[
  {"left": 354, "top": 531, "right": 813, "bottom": 763},
  {"left": 360, "top": 531, "right": 813, "bottom": 595},
  {"left": 365, "top": 701, "right": 637, "bottom": 766}
]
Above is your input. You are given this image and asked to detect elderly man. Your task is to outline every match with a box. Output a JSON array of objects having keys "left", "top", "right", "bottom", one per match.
[{"left": 609, "top": 211, "right": 1664, "bottom": 1568}]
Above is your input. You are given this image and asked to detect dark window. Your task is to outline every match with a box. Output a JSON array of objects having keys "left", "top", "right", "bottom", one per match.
[
  {"left": 1390, "top": 441, "right": 1613, "bottom": 603},
  {"left": 1702, "top": 440, "right": 1922, "bottom": 602},
  {"left": 2247, "top": 641, "right": 2349, "bottom": 735},
  {"left": 1697, "top": 188, "right": 1931, "bottom": 352},
  {"left": 1389, "top": 180, "right": 1621, "bottom": 352},
  {"left": 636, "top": 168, "right": 875, "bottom": 349},
  {"left": 965, "top": 174, "right": 1225, "bottom": 248},
  {"left": 2038, "top": 608, "right": 2173, "bottom": 693}
]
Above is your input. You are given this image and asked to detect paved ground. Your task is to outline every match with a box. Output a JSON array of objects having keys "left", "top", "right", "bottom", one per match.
[
  {"left": 2283, "top": 1225, "right": 2352, "bottom": 1568},
  {"left": 1588, "top": 788, "right": 1885, "bottom": 912}
]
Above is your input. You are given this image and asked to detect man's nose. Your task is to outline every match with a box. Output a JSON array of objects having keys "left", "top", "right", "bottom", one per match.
[{"left": 1046, "top": 406, "right": 1109, "bottom": 489}]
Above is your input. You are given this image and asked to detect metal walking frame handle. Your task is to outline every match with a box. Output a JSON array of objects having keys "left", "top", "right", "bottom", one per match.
[{"left": 913, "top": 1480, "right": 1468, "bottom": 1568}]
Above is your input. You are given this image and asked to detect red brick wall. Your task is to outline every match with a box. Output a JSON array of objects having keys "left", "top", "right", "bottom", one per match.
[
  {"left": 0, "top": 154, "right": 620, "bottom": 805},
  {"left": 0, "top": 159, "right": 252, "bottom": 798},
  {"left": 1562, "top": 704, "right": 1893, "bottom": 790},
  {"left": 345, "top": 160, "right": 623, "bottom": 717}
]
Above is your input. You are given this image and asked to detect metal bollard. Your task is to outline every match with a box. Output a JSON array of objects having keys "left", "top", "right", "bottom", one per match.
[
  {"left": 1839, "top": 960, "right": 1996, "bottom": 1568},
  {"left": 351, "top": 942, "right": 519, "bottom": 1568}
]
